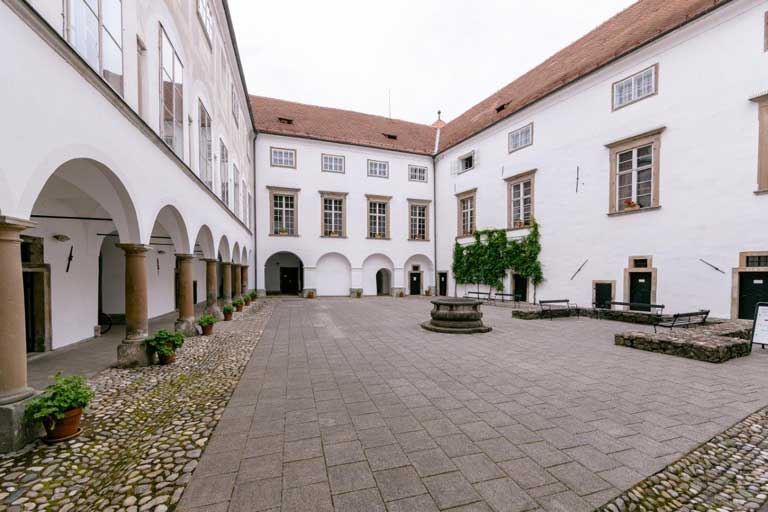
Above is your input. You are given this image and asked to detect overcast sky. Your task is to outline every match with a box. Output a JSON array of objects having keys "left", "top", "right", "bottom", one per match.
[{"left": 229, "top": 0, "right": 636, "bottom": 125}]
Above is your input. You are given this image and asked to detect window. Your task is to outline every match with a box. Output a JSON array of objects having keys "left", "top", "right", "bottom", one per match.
[
  {"left": 456, "top": 190, "right": 476, "bottom": 236},
  {"left": 231, "top": 83, "right": 239, "bottom": 127},
  {"left": 607, "top": 129, "right": 662, "bottom": 214},
  {"left": 160, "top": 25, "right": 183, "bottom": 157},
  {"left": 197, "top": 0, "right": 213, "bottom": 45},
  {"left": 367, "top": 160, "right": 389, "bottom": 178},
  {"left": 633, "top": 258, "right": 649, "bottom": 268},
  {"left": 507, "top": 171, "right": 535, "bottom": 229},
  {"left": 409, "top": 201, "right": 430, "bottom": 241},
  {"left": 458, "top": 152, "right": 475, "bottom": 173},
  {"left": 408, "top": 165, "right": 428, "bottom": 183},
  {"left": 613, "top": 65, "right": 657, "bottom": 110},
  {"left": 271, "top": 147, "right": 296, "bottom": 168},
  {"left": 747, "top": 255, "right": 768, "bottom": 267},
  {"left": 321, "top": 195, "right": 345, "bottom": 237},
  {"left": 67, "top": 0, "right": 124, "bottom": 95},
  {"left": 269, "top": 188, "right": 298, "bottom": 235},
  {"left": 508, "top": 123, "right": 533, "bottom": 153},
  {"left": 322, "top": 154, "right": 345, "bottom": 173},
  {"left": 233, "top": 165, "right": 240, "bottom": 216},
  {"left": 366, "top": 195, "right": 391, "bottom": 239},
  {"left": 198, "top": 101, "right": 212, "bottom": 189},
  {"left": 247, "top": 192, "right": 253, "bottom": 230},
  {"left": 219, "top": 141, "right": 229, "bottom": 205}
]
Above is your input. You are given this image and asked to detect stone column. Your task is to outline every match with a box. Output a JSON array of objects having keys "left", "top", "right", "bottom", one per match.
[
  {"left": 0, "top": 217, "right": 36, "bottom": 406},
  {"left": 203, "top": 258, "right": 223, "bottom": 319},
  {"left": 221, "top": 262, "right": 232, "bottom": 304},
  {"left": 241, "top": 265, "right": 249, "bottom": 296},
  {"left": 116, "top": 244, "right": 152, "bottom": 367},
  {"left": 233, "top": 264, "right": 242, "bottom": 299},
  {"left": 174, "top": 254, "right": 197, "bottom": 336}
]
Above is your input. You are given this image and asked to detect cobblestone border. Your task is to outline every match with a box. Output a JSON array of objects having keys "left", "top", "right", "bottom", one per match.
[
  {"left": 0, "top": 301, "right": 273, "bottom": 512},
  {"left": 598, "top": 406, "right": 768, "bottom": 512}
]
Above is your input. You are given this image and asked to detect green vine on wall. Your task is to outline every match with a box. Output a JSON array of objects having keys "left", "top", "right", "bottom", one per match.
[{"left": 452, "top": 220, "right": 543, "bottom": 290}]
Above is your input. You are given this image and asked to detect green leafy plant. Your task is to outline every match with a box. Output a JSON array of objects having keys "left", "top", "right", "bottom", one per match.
[
  {"left": 249, "top": 291, "right": 258, "bottom": 300},
  {"left": 233, "top": 298, "right": 244, "bottom": 306},
  {"left": 146, "top": 329, "right": 184, "bottom": 357},
  {"left": 223, "top": 304, "right": 234, "bottom": 314},
  {"left": 197, "top": 313, "right": 217, "bottom": 327},
  {"left": 452, "top": 219, "right": 543, "bottom": 290},
  {"left": 25, "top": 373, "right": 95, "bottom": 428}
]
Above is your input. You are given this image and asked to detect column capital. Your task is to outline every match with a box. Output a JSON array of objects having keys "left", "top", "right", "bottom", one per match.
[
  {"left": 175, "top": 253, "right": 196, "bottom": 261},
  {"left": 202, "top": 258, "right": 219, "bottom": 263},
  {"left": 116, "top": 243, "right": 152, "bottom": 255},
  {"left": 220, "top": 260, "right": 232, "bottom": 266},
  {"left": 232, "top": 262, "right": 241, "bottom": 267},
  {"left": 0, "top": 217, "right": 36, "bottom": 243}
]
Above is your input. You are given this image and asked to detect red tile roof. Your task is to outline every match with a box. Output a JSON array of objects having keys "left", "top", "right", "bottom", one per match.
[
  {"left": 437, "top": 0, "right": 731, "bottom": 152},
  {"left": 249, "top": 96, "right": 437, "bottom": 155},
  {"left": 249, "top": 0, "right": 730, "bottom": 156}
]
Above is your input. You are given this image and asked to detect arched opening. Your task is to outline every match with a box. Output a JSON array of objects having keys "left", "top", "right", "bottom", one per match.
[
  {"left": 148, "top": 205, "right": 191, "bottom": 316},
  {"left": 404, "top": 254, "right": 435, "bottom": 296},
  {"left": 216, "top": 235, "right": 231, "bottom": 299},
  {"left": 23, "top": 158, "right": 140, "bottom": 373},
  {"left": 376, "top": 269, "right": 392, "bottom": 296},
  {"left": 265, "top": 251, "right": 303, "bottom": 295},
  {"left": 316, "top": 253, "right": 352, "bottom": 296}
]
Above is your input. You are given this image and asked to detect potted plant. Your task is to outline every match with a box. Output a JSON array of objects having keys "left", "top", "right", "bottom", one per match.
[
  {"left": 233, "top": 298, "right": 244, "bottom": 312},
  {"left": 329, "top": 231, "right": 339, "bottom": 238},
  {"left": 514, "top": 219, "right": 526, "bottom": 229},
  {"left": 243, "top": 294, "right": 251, "bottom": 306},
  {"left": 250, "top": 291, "right": 258, "bottom": 301},
  {"left": 223, "top": 304, "right": 234, "bottom": 321},
  {"left": 25, "top": 373, "right": 95, "bottom": 443},
  {"left": 622, "top": 199, "right": 640, "bottom": 211},
  {"left": 197, "top": 313, "right": 217, "bottom": 335},
  {"left": 355, "top": 289, "right": 362, "bottom": 298},
  {"left": 146, "top": 329, "right": 185, "bottom": 365},
  {"left": 278, "top": 229, "right": 289, "bottom": 235},
  {"left": 425, "top": 288, "right": 432, "bottom": 296},
  {"left": 398, "top": 290, "right": 405, "bottom": 298},
  {"left": 306, "top": 290, "right": 316, "bottom": 299}
]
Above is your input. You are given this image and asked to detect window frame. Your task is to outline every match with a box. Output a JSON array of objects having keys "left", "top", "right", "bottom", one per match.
[
  {"left": 231, "top": 82, "right": 239, "bottom": 127},
  {"left": 321, "top": 154, "right": 345, "bottom": 174},
  {"left": 505, "top": 169, "right": 536, "bottom": 230},
  {"left": 366, "top": 194, "right": 392, "bottom": 239},
  {"left": 196, "top": 0, "right": 214, "bottom": 47},
  {"left": 233, "top": 164, "right": 241, "bottom": 217},
  {"left": 458, "top": 151, "right": 475, "bottom": 174},
  {"left": 508, "top": 123, "right": 534, "bottom": 154},
  {"left": 612, "top": 64, "right": 658, "bottom": 111},
  {"left": 367, "top": 159, "right": 389, "bottom": 179},
  {"left": 408, "top": 199, "right": 431, "bottom": 241},
  {"left": 268, "top": 186, "right": 299, "bottom": 236},
  {"left": 219, "top": 140, "right": 229, "bottom": 205},
  {"left": 159, "top": 23, "right": 184, "bottom": 157},
  {"left": 408, "top": 165, "right": 428, "bottom": 183},
  {"left": 606, "top": 128, "right": 664, "bottom": 215},
  {"left": 270, "top": 147, "right": 297, "bottom": 169},
  {"left": 198, "top": 100, "right": 213, "bottom": 189},
  {"left": 319, "top": 191, "right": 347, "bottom": 238},
  {"left": 456, "top": 189, "right": 477, "bottom": 237}
]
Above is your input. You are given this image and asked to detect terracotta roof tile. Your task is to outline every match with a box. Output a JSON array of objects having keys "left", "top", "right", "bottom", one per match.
[
  {"left": 249, "top": 96, "right": 437, "bottom": 155},
  {"left": 437, "top": 0, "right": 731, "bottom": 152}
]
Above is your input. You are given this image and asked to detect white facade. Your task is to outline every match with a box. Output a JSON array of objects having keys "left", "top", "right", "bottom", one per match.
[
  {"left": 255, "top": 134, "right": 435, "bottom": 297},
  {"left": 1, "top": 0, "right": 254, "bottom": 350},
  {"left": 434, "top": 0, "right": 768, "bottom": 319}
]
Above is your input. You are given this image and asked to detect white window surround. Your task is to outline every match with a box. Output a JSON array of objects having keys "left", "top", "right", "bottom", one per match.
[
  {"left": 196, "top": 0, "right": 213, "bottom": 46},
  {"left": 367, "top": 159, "right": 389, "bottom": 178},
  {"left": 322, "top": 154, "right": 345, "bottom": 173},
  {"left": 408, "top": 165, "right": 428, "bottom": 183},
  {"left": 508, "top": 123, "right": 533, "bottom": 153},
  {"left": 198, "top": 100, "right": 212, "bottom": 189},
  {"left": 219, "top": 140, "right": 229, "bottom": 205},
  {"left": 613, "top": 65, "right": 657, "bottom": 110},
  {"left": 458, "top": 151, "right": 475, "bottom": 174},
  {"left": 159, "top": 24, "right": 184, "bottom": 158},
  {"left": 271, "top": 147, "right": 296, "bottom": 168},
  {"left": 409, "top": 201, "right": 429, "bottom": 241}
]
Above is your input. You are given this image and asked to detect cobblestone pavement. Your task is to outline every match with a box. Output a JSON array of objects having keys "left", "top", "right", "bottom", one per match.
[
  {"left": 0, "top": 301, "right": 272, "bottom": 512},
  {"left": 178, "top": 297, "right": 768, "bottom": 512}
]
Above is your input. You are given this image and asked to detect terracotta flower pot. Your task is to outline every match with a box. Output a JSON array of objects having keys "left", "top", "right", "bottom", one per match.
[
  {"left": 159, "top": 352, "right": 176, "bottom": 365},
  {"left": 42, "top": 408, "right": 83, "bottom": 443},
  {"left": 235, "top": 304, "right": 243, "bottom": 312},
  {"left": 201, "top": 324, "right": 213, "bottom": 336},
  {"left": 224, "top": 312, "right": 233, "bottom": 321}
]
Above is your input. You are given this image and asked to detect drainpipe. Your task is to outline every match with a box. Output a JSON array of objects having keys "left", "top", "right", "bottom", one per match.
[
  {"left": 252, "top": 131, "right": 258, "bottom": 293},
  {"left": 432, "top": 127, "right": 440, "bottom": 296}
]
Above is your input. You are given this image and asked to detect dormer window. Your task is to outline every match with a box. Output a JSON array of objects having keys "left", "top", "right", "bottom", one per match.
[
  {"left": 458, "top": 151, "right": 475, "bottom": 173},
  {"left": 278, "top": 117, "right": 294, "bottom": 125},
  {"left": 383, "top": 133, "right": 398, "bottom": 140},
  {"left": 495, "top": 103, "right": 507, "bottom": 113},
  {"left": 508, "top": 123, "right": 533, "bottom": 153},
  {"left": 613, "top": 65, "right": 657, "bottom": 110}
]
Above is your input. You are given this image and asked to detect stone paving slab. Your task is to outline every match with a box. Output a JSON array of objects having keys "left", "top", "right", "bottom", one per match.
[{"left": 179, "top": 297, "right": 768, "bottom": 511}]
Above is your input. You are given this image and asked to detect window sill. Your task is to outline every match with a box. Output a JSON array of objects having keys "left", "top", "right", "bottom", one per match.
[
  {"left": 607, "top": 205, "right": 661, "bottom": 217},
  {"left": 506, "top": 225, "right": 531, "bottom": 232},
  {"left": 321, "top": 235, "right": 347, "bottom": 239},
  {"left": 269, "top": 233, "right": 299, "bottom": 237},
  {"left": 366, "top": 237, "right": 391, "bottom": 241},
  {"left": 754, "top": 189, "right": 768, "bottom": 196},
  {"left": 408, "top": 238, "right": 430, "bottom": 242},
  {"left": 455, "top": 233, "right": 476, "bottom": 240}
]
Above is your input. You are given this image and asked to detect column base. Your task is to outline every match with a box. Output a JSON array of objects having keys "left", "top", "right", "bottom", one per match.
[
  {"left": 0, "top": 396, "right": 41, "bottom": 454},
  {"left": 117, "top": 339, "right": 150, "bottom": 368},
  {"left": 175, "top": 317, "right": 199, "bottom": 337},
  {"left": 391, "top": 287, "right": 405, "bottom": 298},
  {"left": 205, "top": 303, "right": 224, "bottom": 321},
  {"left": 0, "top": 386, "right": 35, "bottom": 406},
  {"left": 256, "top": 289, "right": 266, "bottom": 298}
]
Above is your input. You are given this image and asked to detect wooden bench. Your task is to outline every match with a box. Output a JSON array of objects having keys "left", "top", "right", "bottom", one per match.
[
  {"left": 593, "top": 301, "right": 664, "bottom": 321},
  {"left": 494, "top": 292, "right": 519, "bottom": 303},
  {"left": 464, "top": 291, "right": 492, "bottom": 302},
  {"left": 654, "top": 310, "right": 710, "bottom": 333},
  {"left": 539, "top": 299, "right": 579, "bottom": 320}
]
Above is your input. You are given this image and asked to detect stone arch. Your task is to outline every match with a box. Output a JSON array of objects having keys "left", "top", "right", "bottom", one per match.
[
  {"left": 217, "top": 235, "right": 231, "bottom": 262},
  {"left": 264, "top": 251, "right": 304, "bottom": 295},
  {"left": 403, "top": 253, "right": 435, "bottom": 296},
  {"left": 193, "top": 224, "right": 215, "bottom": 259},
  {"left": 232, "top": 242, "right": 241, "bottom": 264},
  {"left": 241, "top": 245, "right": 248, "bottom": 266},
  {"left": 362, "top": 253, "right": 395, "bottom": 296},
  {"left": 315, "top": 252, "right": 352, "bottom": 296},
  {"left": 149, "top": 204, "right": 191, "bottom": 254}
]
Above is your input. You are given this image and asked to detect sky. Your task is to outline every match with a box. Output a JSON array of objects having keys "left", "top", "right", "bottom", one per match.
[{"left": 229, "top": 0, "right": 637, "bottom": 125}]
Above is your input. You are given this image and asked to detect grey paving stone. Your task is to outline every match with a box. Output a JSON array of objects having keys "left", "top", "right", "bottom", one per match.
[
  {"left": 423, "top": 418, "right": 462, "bottom": 437},
  {"left": 499, "top": 458, "right": 557, "bottom": 490},
  {"left": 325, "top": 440, "right": 365, "bottom": 466},
  {"left": 496, "top": 424, "right": 543, "bottom": 445},
  {"left": 423, "top": 471, "right": 481, "bottom": 509},
  {"left": 328, "top": 461, "right": 377, "bottom": 494},
  {"left": 563, "top": 445, "right": 622, "bottom": 473},
  {"left": 444, "top": 407, "right": 483, "bottom": 425},
  {"left": 384, "top": 493, "right": 440, "bottom": 512},
  {"left": 353, "top": 412, "right": 388, "bottom": 430},
  {"left": 474, "top": 477, "right": 538, "bottom": 512},
  {"left": 358, "top": 426, "right": 398, "bottom": 448},
  {"left": 460, "top": 421, "right": 502, "bottom": 442},
  {"left": 597, "top": 466, "right": 643, "bottom": 490},
  {"left": 283, "top": 457, "right": 327, "bottom": 488},
  {"left": 322, "top": 424, "right": 358, "bottom": 445},
  {"left": 333, "top": 488, "right": 386, "bottom": 512},
  {"left": 396, "top": 430, "right": 439, "bottom": 453},
  {"left": 475, "top": 437, "right": 525, "bottom": 462},
  {"left": 452, "top": 453, "right": 506, "bottom": 483},
  {"left": 435, "top": 433, "right": 482, "bottom": 457},
  {"left": 179, "top": 473, "right": 236, "bottom": 509},
  {"left": 237, "top": 453, "right": 283, "bottom": 483},
  {"left": 194, "top": 449, "right": 241, "bottom": 477},
  {"left": 284, "top": 437, "right": 322, "bottom": 462},
  {"left": 228, "top": 477, "right": 282, "bottom": 512},
  {"left": 535, "top": 490, "right": 593, "bottom": 512},
  {"left": 547, "top": 461, "right": 612, "bottom": 496},
  {"left": 318, "top": 410, "right": 351, "bottom": 428},
  {"left": 518, "top": 442, "right": 571, "bottom": 468},
  {"left": 374, "top": 466, "right": 428, "bottom": 501},
  {"left": 366, "top": 444, "right": 411, "bottom": 471},
  {"left": 408, "top": 448, "right": 457, "bottom": 477},
  {"left": 282, "top": 482, "right": 334, "bottom": 512},
  {"left": 385, "top": 415, "right": 423, "bottom": 434}
]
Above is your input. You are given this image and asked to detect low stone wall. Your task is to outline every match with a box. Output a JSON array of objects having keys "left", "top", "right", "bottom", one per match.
[{"left": 510, "top": 308, "right": 579, "bottom": 320}]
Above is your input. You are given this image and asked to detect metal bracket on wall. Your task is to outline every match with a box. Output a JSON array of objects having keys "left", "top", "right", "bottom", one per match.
[
  {"left": 699, "top": 258, "right": 726, "bottom": 274},
  {"left": 570, "top": 258, "right": 589, "bottom": 280}
]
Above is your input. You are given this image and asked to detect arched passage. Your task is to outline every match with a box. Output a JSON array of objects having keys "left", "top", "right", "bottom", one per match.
[
  {"left": 403, "top": 254, "right": 435, "bottom": 296},
  {"left": 362, "top": 253, "right": 395, "bottom": 296},
  {"left": 316, "top": 252, "right": 352, "bottom": 296},
  {"left": 265, "top": 252, "right": 303, "bottom": 295},
  {"left": 376, "top": 269, "right": 392, "bottom": 296}
]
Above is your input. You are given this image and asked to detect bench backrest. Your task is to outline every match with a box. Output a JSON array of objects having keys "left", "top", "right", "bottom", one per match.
[
  {"left": 539, "top": 299, "right": 570, "bottom": 305},
  {"left": 673, "top": 310, "right": 710, "bottom": 320},
  {"left": 608, "top": 301, "right": 664, "bottom": 312}
]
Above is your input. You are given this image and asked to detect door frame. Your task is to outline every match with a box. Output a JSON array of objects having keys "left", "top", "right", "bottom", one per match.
[
  {"left": 280, "top": 266, "right": 300, "bottom": 295},
  {"left": 409, "top": 271, "right": 423, "bottom": 295},
  {"left": 623, "top": 255, "right": 657, "bottom": 304},
  {"left": 22, "top": 264, "right": 52, "bottom": 353},
  {"left": 732, "top": 251, "right": 768, "bottom": 319},
  {"left": 592, "top": 280, "right": 615, "bottom": 308},
  {"left": 438, "top": 271, "right": 448, "bottom": 296}
]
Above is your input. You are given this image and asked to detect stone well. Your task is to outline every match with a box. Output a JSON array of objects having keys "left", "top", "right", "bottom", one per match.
[{"left": 421, "top": 298, "right": 492, "bottom": 334}]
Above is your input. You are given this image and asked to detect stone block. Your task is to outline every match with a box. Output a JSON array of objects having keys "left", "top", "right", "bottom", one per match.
[{"left": 0, "top": 397, "right": 40, "bottom": 454}]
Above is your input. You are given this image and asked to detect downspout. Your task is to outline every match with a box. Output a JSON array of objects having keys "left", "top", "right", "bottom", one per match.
[
  {"left": 252, "top": 131, "right": 258, "bottom": 294},
  {"left": 432, "top": 127, "right": 440, "bottom": 296}
]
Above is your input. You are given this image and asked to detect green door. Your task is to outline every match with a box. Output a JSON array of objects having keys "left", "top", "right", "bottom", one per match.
[
  {"left": 513, "top": 274, "right": 528, "bottom": 302},
  {"left": 594, "top": 283, "right": 612, "bottom": 308},
  {"left": 629, "top": 272, "right": 652, "bottom": 311},
  {"left": 739, "top": 272, "right": 768, "bottom": 320}
]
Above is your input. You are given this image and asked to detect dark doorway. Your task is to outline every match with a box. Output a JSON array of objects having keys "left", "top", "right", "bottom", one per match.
[
  {"left": 594, "top": 282, "right": 613, "bottom": 309},
  {"left": 280, "top": 267, "right": 300, "bottom": 294},
  {"left": 409, "top": 272, "right": 422, "bottom": 295},
  {"left": 739, "top": 272, "right": 768, "bottom": 320},
  {"left": 438, "top": 272, "right": 448, "bottom": 296},
  {"left": 376, "top": 269, "right": 391, "bottom": 296},
  {"left": 23, "top": 271, "right": 46, "bottom": 352},
  {"left": 193, "top": 280, "right": 198, "bottom": 305},
  {"left": 629, "top": 272, "right": 652, "bottom": 310},
  {"left": 513, "top": 274, "right": 528, "bottom": 302}
]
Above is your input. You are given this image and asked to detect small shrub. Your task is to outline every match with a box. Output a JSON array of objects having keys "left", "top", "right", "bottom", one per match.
[
  {"left": 197, "top": 313, "right": 217, "bottom": 327},
  {"left": 25, "top": 373, "right": 95, "bottom": 428},
  {"left": 146, "top": 329, "right": 184, "bottom": 357},
  {"left": 223, "top": 304, "right": 234, "bottom": 314},
  {"left": 233, "top": 298, "right": 244, "bottom": 307}
]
